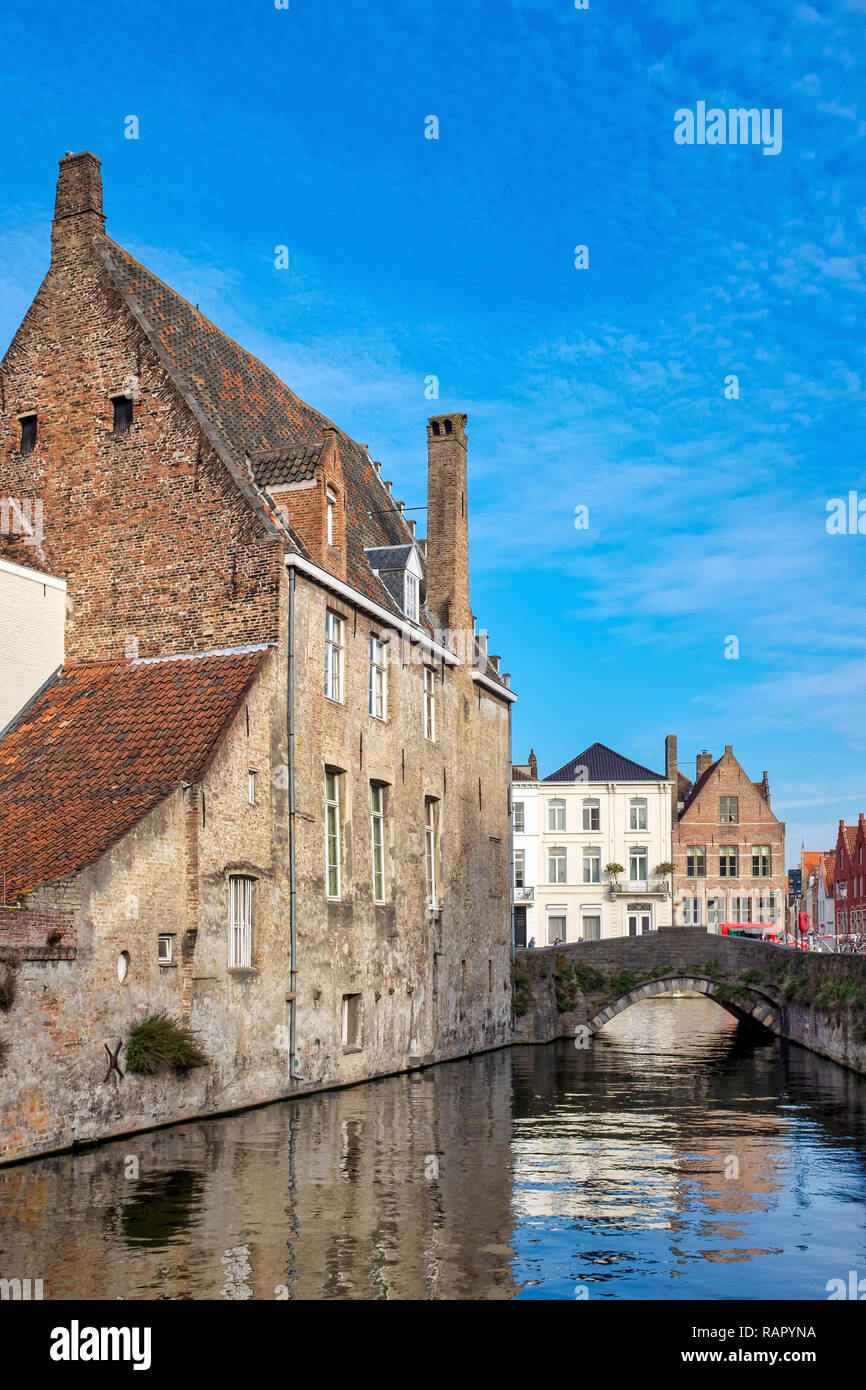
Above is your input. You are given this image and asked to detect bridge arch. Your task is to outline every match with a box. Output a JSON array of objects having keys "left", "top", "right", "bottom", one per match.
[{"left": 586, "top": 974, "right": 781, "bottom": 1036}]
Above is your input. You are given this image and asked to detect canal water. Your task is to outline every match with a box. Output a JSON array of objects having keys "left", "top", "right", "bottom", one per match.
[{"left": 2, "top": 996, "right": 866, "bottom": 1300}]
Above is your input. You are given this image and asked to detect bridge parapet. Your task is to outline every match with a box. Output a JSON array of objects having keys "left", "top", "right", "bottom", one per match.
[{"left": 511, "top": 928, "right": 866, "bottom": 1076}]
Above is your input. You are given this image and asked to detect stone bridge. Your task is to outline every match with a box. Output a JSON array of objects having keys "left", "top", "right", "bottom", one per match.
[{"left": 512, "top": 926, "right": 866, "bottom": 1075}]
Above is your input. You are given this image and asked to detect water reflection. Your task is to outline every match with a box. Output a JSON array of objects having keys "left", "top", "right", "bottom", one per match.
[{"left": 2, "top": 998, "right": 866, "bottom": 1299}]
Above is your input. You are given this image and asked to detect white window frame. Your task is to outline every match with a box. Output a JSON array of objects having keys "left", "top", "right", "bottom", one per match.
[
  {"left": 513, "top": 801, "right": 525, "bottom": 833},
  {"left": 683, "top": 896, "right": 702, "bottom": 926},
  {"left": 513, "top": 848, "right": 525, "bottom": 889},
  {"left": 582, "top": 847, "right": 601, "bottom": 884},
  {"left": 324, "top": 611, "right": 344, "bottom": 702},
  {"left": 248, "top": 768, "right": 258, "bottom": 806},
  {"left": 425, "top": 798, "right": 438, "bottom": 908},
  {"left": 369, "top": 636, "right": 387, "bottom": 720},
  {"left": 158, "top": 934, "right": 173, "bottom": 964},
  {"left": 546, "top": 909, "right": 567, "bottom": 945},
  {"left": 229, "top": 875, "right": 253, "bottom": 968},
  {"left": 405, "top": 571, "right": 419, "bottom": 622},
  {"left": 708, "top": 897, "right": 723, "bottom": 929},
  {"left": 424, "top": 667, "right": 436, "bottom": 742},
  {"left": 629, "top": 798, "right": 648, "bottom": 831},
  {"left": 326, "top": 488, "right": 336, "bottom": 547},
  {"left": 341, "top": 993, "right": 361, "bottom": 1048},
  {"left": 548, "top": 846, "right": 566, "bottom": 885},
  {"left": 548, "top": 799, "right": 566, "bottom": 833},
  {"left": 581, "top": 911, "right": 602, "bottom": 942},
  {"left": 371, "top": 783, "right": 386, "bottom": 904},
  {"left": 325, "top": 770, "right": 341, "bottom": 900},
  {"left": 629, "top": 846, "right": 648, "bottom": 885},
  {"left": 582, "top": 798, "right": 600, "bottom": 832}
]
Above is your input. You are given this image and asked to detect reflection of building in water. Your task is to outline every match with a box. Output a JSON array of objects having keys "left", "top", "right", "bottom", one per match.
[{"left": 0, "top": 1050, "right": 519, "bottom": 1301}]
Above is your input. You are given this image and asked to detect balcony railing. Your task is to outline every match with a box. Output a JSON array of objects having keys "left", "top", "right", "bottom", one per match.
[
  {"left": 609, "top": 879, "right": 670, "bottom": 898},
  {"left": 514, "top": 885, "right": 535, "bottom": 902}
]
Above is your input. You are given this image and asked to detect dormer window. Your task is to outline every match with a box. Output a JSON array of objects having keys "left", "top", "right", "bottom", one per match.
[
  {"left": 326, "top": 488, "right": 336, "bottom": 546},
  {"left": 112, "top": 396, "right": 133, "bottom": 434},
  {"left": 20, "top": 415, "right": 37, "bottom": 455},
  {"left": 405, "top": 571, "right": 419, "bottom": 622}
]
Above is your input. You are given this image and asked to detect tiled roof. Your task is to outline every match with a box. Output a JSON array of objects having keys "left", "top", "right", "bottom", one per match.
[
  {"left": 680, "top": 757, "right": 722, "bottom": 810},
  {"left": 544, "top": 742, "right": 666, "bottom": 783},
  {"left": 0, "top": 648, "right": 268, "bottom": 901},
  {"left": 802, "top": 850, "right": 824, "bottom": 878},
  {"left": 512, "top": 765, "right": 534, "bottom": 782},
  {"left": 251, "top": 444, "right": 322, "bottom": 489}
]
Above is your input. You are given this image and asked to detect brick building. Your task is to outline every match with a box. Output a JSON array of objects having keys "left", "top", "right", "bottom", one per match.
[
  {"left": 833, "top": 815, "right": 866, "bottom": 936},
  {"left": 0, "top": 151, "right": 515, "bottom": 1163},
  {"left": 664, "top": 737, "right": 786, "bottom": 932}
]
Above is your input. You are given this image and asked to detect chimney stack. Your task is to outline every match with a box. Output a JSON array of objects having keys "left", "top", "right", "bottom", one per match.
[
  {"left": 425, "top": 413, "right": 472, "bottom": 637},
  {"left": 528, "top": 749, "right": 538, "bottom": 780},
  {"left": 664, "top": 734, "right": 678, "bottom": 823},
  {"left": 696, "top": 750, "right": 713, "bottom": 778},
  {"left": 52, "top": 151, "right": 104, "bottom": 258}
]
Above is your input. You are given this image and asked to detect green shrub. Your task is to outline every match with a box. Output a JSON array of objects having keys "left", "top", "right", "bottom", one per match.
[
  {"left": 125, "top": 1011, "right": 209, "bottom": 1075},
  {"left": 46, "top": 929, "right": 64, "bottom": 947},
  {"left": 740, "top": 969, "right": 763, "bottom": 985},
  {"left": 511, "top": 966, "right": 530, "bottom": 1017}
]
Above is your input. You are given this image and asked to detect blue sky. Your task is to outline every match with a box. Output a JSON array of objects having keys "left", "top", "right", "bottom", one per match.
[{"left": 1, "top": 0, "right": 864, "bottom": 860}]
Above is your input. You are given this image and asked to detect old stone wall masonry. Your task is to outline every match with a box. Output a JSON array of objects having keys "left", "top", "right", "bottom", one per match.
[{"left": 512, "top": 927, "right": 866, "bottom": 1076}]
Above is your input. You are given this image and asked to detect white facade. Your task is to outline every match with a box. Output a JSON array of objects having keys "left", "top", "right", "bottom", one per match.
[
  {"left": 0, "top": 558, "right": 66, "bottom": 732},
  {"left": 512, "top": 774, "right": 674, "bottom": 944}
]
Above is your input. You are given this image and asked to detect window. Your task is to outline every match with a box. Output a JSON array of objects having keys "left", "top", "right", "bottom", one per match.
[
  {"left": 158, "top": 934, "right": 173, "bottom": 964},
  {"left": 405, "top": 571, "right": 419, "bottom": 622},
  {"left": 752, "top": 845, "right": 771, "bottom": 877},
  {"left": 732, "top": 896, "right": 752, "bottom": 924},
  {"left": 686, "top": 845, "right": 706, "bottom": 878},
  {"left": 489, "top": 837, "right": 502, "bottom": 897},
  {"left": 547, "top": 912, "right": 567, "bottom": 945},
  {"left": 341, "top": 993, "right": 362, "bottom": 1048},
  {"left": 581, "top": 913, "right": 602, "bottom": 942},
  {"left": 20, "top": 414, "right": 37, "bottom": 454},
  {"left": 513, "top": 848, "right": 525, "bottom": 889},
  {"left": 548, "top": 847, "right": 566, "bottom": 884},
  {"left": 423, "top": 667, "right": 436, "bottom": 741},
  {"left": 683, "top": 897, "right": 702, "bottom": 926},
  {"left": 582, "top": 847, "right": 601, "bottom": 884},
  {"left": 325, "top": 770, "right": 341, "bottom": 899},
  {"left": 117, "top": 950, "right": 130, "bottom": 983},
  {"left": 425, "top": 798, "right": 439, "bottom": 908},
  {"left": 548, "top": 799, "right": 566, "bottom": 832},
  {"left": 112, "top": 395, "right": 133, "bottom": 433},
  {"left": 719, "top": 846, "right": 738, "bottom": 878},
  {"left": 629, "top": 798, "right": 648, "bottom": 831},
  {"left": 720, "top": 796, "right": 739, "bottom": 824},
  {"left": 629, "top": 846, "right": 648, "bottom": 884},
  {"left": 369, "top": 637, "right": 387, "bottom": 720},
  {"left": 582, "top": 798, "right": 600, "bottom": 831},
  {"left": 708, "top": 897, "right": 724, "bottom": 929},
  {"left": 326, "top": 489, "right": 336, "bottom": 546},
  {"left": 756, "top": 893, "right": 774, "bottom": 923},
  {"left": 229, "top": 875, "right": 253, "bottom": 968},
  {"left": 371, "top": 783, "right": 386, "bottom": 903},
  {"left": 324, "top": 611, "right": 344, "bottom": 701},
  {"left": 513, "top": 801, "right": 525, "bottom": 833},
  {"left": 248, "top": 769, "right": 258, "bottom": 806}
]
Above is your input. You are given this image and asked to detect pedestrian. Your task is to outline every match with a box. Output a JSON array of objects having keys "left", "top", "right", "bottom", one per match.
[{"left": 527, "top": 936, "right": 536, "bottom": 948}]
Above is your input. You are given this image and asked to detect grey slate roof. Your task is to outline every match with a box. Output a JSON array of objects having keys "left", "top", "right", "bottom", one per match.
[
  {"left": 545, "top": 742, "right": 666, "bottom": 783},
  {"left": 365, "top": 545, "right": 414, "bottom": 571}
]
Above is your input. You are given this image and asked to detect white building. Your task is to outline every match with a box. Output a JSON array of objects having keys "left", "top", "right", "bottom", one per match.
[
  {"left": 511, "top": 743, "right": 674, "bottom": 945},
  {"left": 0, "top": 557, "right": 66, "bottom": 732}
]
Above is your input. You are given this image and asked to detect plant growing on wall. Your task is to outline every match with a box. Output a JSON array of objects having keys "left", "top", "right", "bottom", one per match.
[
  {"left": 125, "top": 1011, "right": 209, "bottom": 1075},
  {"left": 655, "top": 861, "right": 676, "bottom": 899},
  {"left": 46, "top": 929, "right": 64, "bottom": 947},
  {"left": 0, "top": 962, "right": 18, "bottom": 1012},
  {"left": 0, "top": 1034, "right": 8, "bottom": 1068}
]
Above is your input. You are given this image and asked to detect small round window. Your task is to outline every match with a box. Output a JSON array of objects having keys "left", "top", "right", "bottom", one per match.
[{"left": 117, "top": 951, "right": 130, "bottom": 983}]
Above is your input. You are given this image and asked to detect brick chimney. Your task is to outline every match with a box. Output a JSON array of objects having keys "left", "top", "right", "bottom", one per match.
[
  {"left": 52, "top": 151, "right": 105, "bottom": 258},
  {"left": 425, "top": 412, "right": 472, "bottom": 639},
  {"left": 664, "top": 734, "right": 678, "bottom": 822},
  {"left": 528, "top": 749, "right": 538, "bottom": 780},
  {"left": 696, "top": 750, "right": 713, "bottom": 779}
]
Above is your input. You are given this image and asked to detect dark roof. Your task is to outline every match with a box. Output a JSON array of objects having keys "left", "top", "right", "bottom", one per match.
[
  {"left": 0, "top": 648, "right": 267, "bottom": 900},
  {"left": 365, "top": 545, "right": 414, "bottom": 571},
  {"left": 544, "top": 742, "right": 667, "bottom": 783},
  {"left": 251, "top": 444, "right": 322, "bottom": 489}
]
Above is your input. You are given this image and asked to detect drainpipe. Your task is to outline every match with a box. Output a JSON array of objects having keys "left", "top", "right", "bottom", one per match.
[{"left": 288, "top": 565, "right": 301, "bottom": 1080}]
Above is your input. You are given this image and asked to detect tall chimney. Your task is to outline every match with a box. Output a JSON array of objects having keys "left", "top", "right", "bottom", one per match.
[
  {"left": 528, "top": 749, "right": 538, "bottom": 780},
  {"left": 664, "top": 734, "right": 678, "bottom": 823},
  {"left": 52, "top": 151, "right": 105, "bottom": 258},
  {"left": 696, "top": 750, "right": 713, "bottom": 778},
  {"left": 425, "top": 412, "right": 472, "bottom": 637}
]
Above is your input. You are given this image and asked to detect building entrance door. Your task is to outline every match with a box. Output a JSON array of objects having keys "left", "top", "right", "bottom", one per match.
[{"left": 628, "top": 912, "right": 651, "bottom": 935}]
